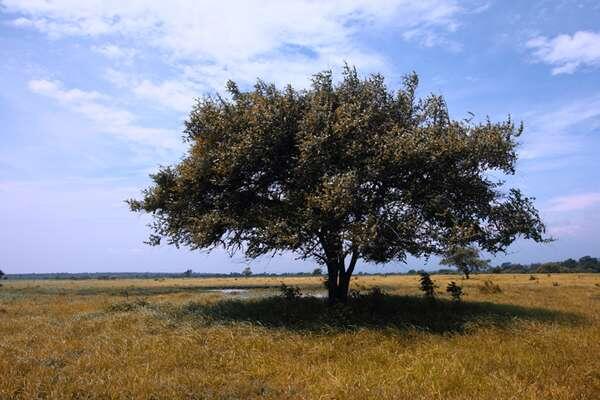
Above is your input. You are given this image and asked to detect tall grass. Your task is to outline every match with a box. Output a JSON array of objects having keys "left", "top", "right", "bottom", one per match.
[{"left": 0, "top": 274, "right": 599, "bottom": 399}]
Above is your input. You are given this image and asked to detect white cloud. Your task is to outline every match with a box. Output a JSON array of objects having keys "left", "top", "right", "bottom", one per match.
[
  {"left": 5, "top": 1, "right": 468, "bottom": 83},
  {"left": 28, "top": 79, "right": 106, "bottom": 102},
  {"left": 5, "top": 1, "right": 465, "bottom": 53},
  {"left": 6, "top": 0, "right": 482, "bottom": 115},
  {"left": 103, "top": 68, "right": 131, "bottom": 88},
  {"left": 527, "top": 31, "right": 600, "bottom": 74},
  {"left": 546, "top": 192, "right": 600, "bottom": 212},
  {"left": 92, "top": 44, "right": 137, "bottom": 63},
  {"left": 402, "top": 28, "right": 463, "bottom": 52},
  {"left": 102, "top": 70, "right": 199, "bottom": 112},
  {"left": 132, "top": 80, "right": 198, "bottom": 113},
  {"left": 28, "top": 79, "right": 179, "bottom": 149}
]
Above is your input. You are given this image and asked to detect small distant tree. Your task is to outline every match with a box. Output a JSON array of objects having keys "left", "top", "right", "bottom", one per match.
[
  {"left": 242, "top": 266, "right": 252, "bottom": 277},
  {"left": 182, "top": 269, "right": 193, "bottom": 278},
  {"left": 440, "top": 246, "right": 490, "bottom": 279},
  {"left": 419, "top": 272, "right": 437, "bottom": 298},
  {"left": 312, "top": 267, "right": 323, "bottom": 276},
  {"left": 0, "top": 270, "right": 4, "bottom": 280}
]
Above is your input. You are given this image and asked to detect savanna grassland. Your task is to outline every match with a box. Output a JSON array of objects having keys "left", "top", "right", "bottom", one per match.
[{"left": 0, "top": 274, "right": 599, "bottom": 400}]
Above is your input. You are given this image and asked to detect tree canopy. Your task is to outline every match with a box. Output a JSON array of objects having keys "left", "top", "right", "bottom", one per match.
[{"left": 129, "top": 66, "right": 546, "bottom": 303}]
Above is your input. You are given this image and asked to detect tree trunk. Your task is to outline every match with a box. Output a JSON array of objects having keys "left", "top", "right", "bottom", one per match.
[
  {"left": 325, "top": 249, "right": 358, "bottom": 305},
  {"left": 326, "top": 272, "right": 350, "bottom": 304},
  {"left": 326, "top": 262, "right": 339, "bottom": 305},
  {"left": 336, "top": 272, "right": 351, "bottom": 302}
]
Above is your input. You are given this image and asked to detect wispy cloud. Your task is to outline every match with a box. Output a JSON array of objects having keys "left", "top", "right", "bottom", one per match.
[
  {"left": 547, "top": 222, "right": 584, "bottom": 237},
  {"left": 5, "top": 0, "right": 488, "bottom": 117},
  {"left": 526, "top": 30, "right": 600, "bottom": 74},
  {"left": 543, "top": 192, "right": 600, "bottom": 239},
  {"left": 102, "top": 69, "right": 200, "bottom": 113},
  {"left": 92, "top": 44, "right": 137, "bottom": 64},
  {"left": 27, "top": 79, "right": 179, "bottom": 149},
  {"left": 132, "top": 80, "right": 199, "bottom": 113},
  {"left": 5, "top": 1, "right": 475, "bottom": 91},
  {"left": 3, "top": 0, "right": 488, "bottom": 121},
  {"left": 546, "top": 192, "right": 600, "bottom": 212},
  {"left": 5, "top": 1, "right": 467, "bottom": 53},
  {"left": 520, "top": 94, "right": 600, "bottom": 160}
]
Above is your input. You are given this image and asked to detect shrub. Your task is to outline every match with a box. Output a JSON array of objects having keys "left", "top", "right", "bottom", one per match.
[
  {"left": 367, "top": 286, "right": 385, "bottom": 299},
  {"left": 365, "top": 286, "right": 386, "bottom": 314},
  {"left": 419, "top": 272, "right": 437, "bottom": 298},
  {"left": 552, "top": 282, "right": 559, "bottom": 287},
  {"left": 529, "top": 275, "right": 537, "bottom": 281},
  {"left": 279, "top": 283, "right": 302, "bottom": 300},
  {"left": 479, "top": 280, "right": 502, "bottom": 294},
  {"left": 365, "top": 286, "right": 385, "bottom": 303},
  {"left": 446, "top": 281, "right": 463, "bottom": 301},
  {"left": 348, "top": 288, "right": 362, "bottom": 300}
]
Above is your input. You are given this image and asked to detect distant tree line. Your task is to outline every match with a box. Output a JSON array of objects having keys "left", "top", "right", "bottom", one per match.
[
  {"left": 5, "top": 270, "right": 339, "bottom": 280},
  {"left": 401, "top": 255, "right": 599, "bottom": 275},
  {"left": 488, "top": 256, "right": 600, "bottom": 274},
  {"left": 4, "top": 256, "right": 598, "bottom": 280}
]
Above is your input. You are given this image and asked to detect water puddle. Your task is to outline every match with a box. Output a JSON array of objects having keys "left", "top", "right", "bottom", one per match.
[
  {"left": 204, "top": 288, "right": 328, "bottom": 299},
  {"left": 207, "top": 289, "right": 249, "bottom": 294},
  {"left": 304, "top": 292, "right": 327, "bottom": 298}
]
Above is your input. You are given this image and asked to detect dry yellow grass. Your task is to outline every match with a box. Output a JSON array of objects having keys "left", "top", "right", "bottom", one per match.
[{"left": 1, "top": 274, "right": 599, "bottom": 399}]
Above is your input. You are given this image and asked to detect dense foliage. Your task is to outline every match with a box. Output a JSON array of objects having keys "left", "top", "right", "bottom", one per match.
[{"left": 129, "top": 66, "right": 546, "bottom": 303}]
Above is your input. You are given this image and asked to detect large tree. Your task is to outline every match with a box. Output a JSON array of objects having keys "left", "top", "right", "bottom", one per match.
[{"left": 129, "top": 66, "right": 546, "bottom": 304}]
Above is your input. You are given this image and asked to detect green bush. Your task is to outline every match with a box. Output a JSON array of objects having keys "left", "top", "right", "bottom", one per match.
[
  {"left": 279, "top": 283, "right": 302, "bottom": 300},
  {"left": 419, "top": 272, "right": 437, "bottom": 298},
  {"left": 446, "top": 281, "right": 463, "bottom": 301}
]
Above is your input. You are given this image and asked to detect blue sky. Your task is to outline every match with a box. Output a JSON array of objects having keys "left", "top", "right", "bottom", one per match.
[{"left": 1, "top": 0, "right": 599, "bottom": 274}]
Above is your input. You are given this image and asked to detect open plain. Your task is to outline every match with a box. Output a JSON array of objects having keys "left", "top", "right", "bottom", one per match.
[{"left": 0, "top": 274, "right": 599, "bottom": 399}]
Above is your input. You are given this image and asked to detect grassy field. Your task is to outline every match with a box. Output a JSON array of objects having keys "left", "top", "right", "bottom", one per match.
[{"left": 0, "top": 274, "right": 599, "bottom": 399}]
